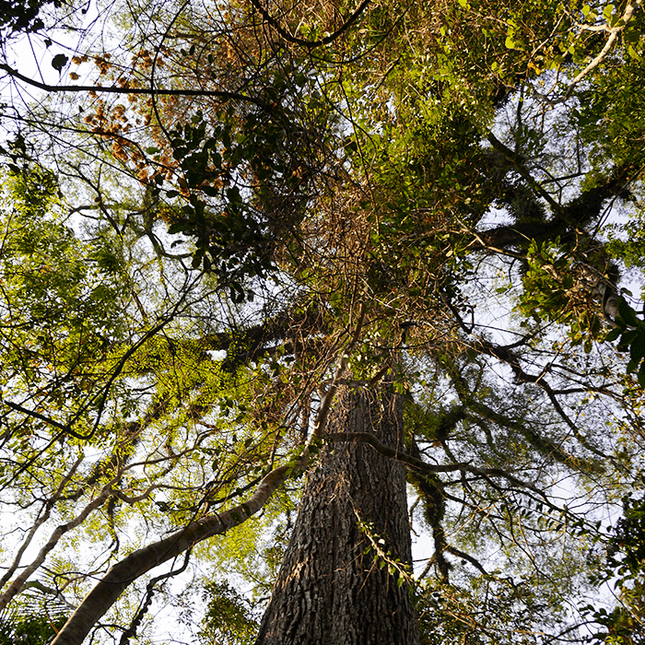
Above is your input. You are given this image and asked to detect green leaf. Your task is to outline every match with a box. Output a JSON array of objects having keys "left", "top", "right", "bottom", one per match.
[
  {"left": 605, "top": 327, "right": 621, "bottom": 343},
  {"left": 629, "top": 332, "right": 645, "bottom": 364},
  {"left": 617, "top": 297, "right": 639, "bottom": 328}
]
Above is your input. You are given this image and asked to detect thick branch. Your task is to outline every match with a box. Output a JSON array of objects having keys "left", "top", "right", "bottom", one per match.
[{"left": 50, "top": 463, "right": 291, "bottom": 645}]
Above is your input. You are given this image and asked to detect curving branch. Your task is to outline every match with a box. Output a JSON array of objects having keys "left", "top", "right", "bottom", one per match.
[
  {"left": 50, "top": 462, "right": 291, "bottom": 645},
  {"left": 327, "top": 431, "right": 547, "bottom": 497},
  {"left": 248, "top": 0, "right": 372, "bottom": 49},
  {"left": 0, "top": 457, "right": 83, "bottom": 595},
  {"left": 0, "top": 63, "right": 269, "bottom": 109},
  {"left": 563, "top": 0, "right": 643, "bottom": 101},
  {"left": 472, "top": 339, "right": 610, "bottom": 462},
  {"left": 0, "top": 474, "right": 114, "bottom": 612}
]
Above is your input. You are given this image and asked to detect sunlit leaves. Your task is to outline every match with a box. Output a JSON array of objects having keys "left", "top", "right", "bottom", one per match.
[{"left": 0, "top": 167, "right": 130, "bottom": 405}]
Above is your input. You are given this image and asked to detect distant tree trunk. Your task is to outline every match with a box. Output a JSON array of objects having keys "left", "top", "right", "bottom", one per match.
[{"left": 255, "top": 378, "right": 420, "bottom": 645}]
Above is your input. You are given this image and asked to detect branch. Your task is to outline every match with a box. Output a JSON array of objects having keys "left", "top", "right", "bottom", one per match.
[
  {"left": 0, "top": 63, "right": 268, "bottom": 108},
  {"left": 310, "top": 303, "right": 366, "bottom": 441},
  {"left": 445, "top": 545, "right": 489, "bottom": 575},
  {"left": 326, "top": 431, "right": 545, "bottom": 496},
  {"left": 3, "top": 314, "right": 175, "bottom": 441},
  {"left": 50, "top": 462, "right": 291, "bottom": 645},
  {"left": 472, "top": 339, "right": 609, "bottom": 462},
  {"left": 486, "top": 132, "right": 563, "bottom": 216},
  {"left": 117, "top": 549, "right": 192, "bottom": 645},
  {"left": 563, "top": 0, "right": 643, "bottom": 101},
  {"left": 4, "top": 400, "right": 69, "bottom": 434},
  {"left": 248, "top": 0, "right": 372, "bottom": 48},
  {"left": 0, "top": 457, "right": 83, "bottom": 594},
  {"left": 0, "top": 475, "right": 113, "bottom": 612}
]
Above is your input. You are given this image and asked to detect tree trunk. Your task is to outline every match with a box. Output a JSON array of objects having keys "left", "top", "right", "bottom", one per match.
[{"left": 255, "top": 379, "right": 420, "bottom": 645}]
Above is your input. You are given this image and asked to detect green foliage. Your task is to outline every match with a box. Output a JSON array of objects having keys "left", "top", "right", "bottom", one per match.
[
  {"left": 0, "top": 165, "right": 132, "bottom": 428},
  {"left": 605, "top": 298, "right": 645, "bottom": 387},
  {"left": 585, "top": 494, "right": 645, "bottom": 645},
  {"left": 359, "top": 520, "right": 414, "bottom": 588},
  {"left": 518, "top": 239, "right": 605, "bottom": 349},
  {"left": 150, "top": 61, "right": 333, "bottom": 295},
  {"left": 574, "top": 51, "right": 645, "bottom": 174},
  {"left": 608, "top": 495, "right": 645, "bottom": 582},
  {"left": 0, "top": 580, "right": 68, "bottom": 645},
  {"left": 2, "top": 0, "right": 645, "bottom": 642},
  {"left": 0, "top": 612, "right": 65, "bottom": 645},
  {"left": 198, "top": 581, "right": 259, "bottom": 645},
  {"left": 606, "top": 208, "right": 645, "bottom": 279}
]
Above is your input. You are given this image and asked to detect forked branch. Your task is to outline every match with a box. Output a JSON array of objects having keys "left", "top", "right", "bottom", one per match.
[{"left": 50, "top": 462, "right": 291, "bottom": 645}]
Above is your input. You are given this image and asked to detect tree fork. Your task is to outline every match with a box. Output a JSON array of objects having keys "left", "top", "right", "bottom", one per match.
[{"left": 49, "top": 463, "right": 291, "bottom": 645}]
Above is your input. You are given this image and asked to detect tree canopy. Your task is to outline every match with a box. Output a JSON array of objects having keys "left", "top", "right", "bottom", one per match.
[{"left": 1, "top": 0, "right": 645, "bottom": 644}]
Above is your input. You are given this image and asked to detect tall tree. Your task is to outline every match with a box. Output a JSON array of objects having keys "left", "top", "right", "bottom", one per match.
[
  {"left": 1, "top": 1, "right": 645, "bottom": 644},
  {"left": 256, "top": 377, "right": 419, "bottom": 645}
]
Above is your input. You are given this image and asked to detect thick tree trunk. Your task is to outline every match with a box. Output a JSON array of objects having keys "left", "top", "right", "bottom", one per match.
[{"left": 255, "top": 380, "right": 420, "bottom": 645}]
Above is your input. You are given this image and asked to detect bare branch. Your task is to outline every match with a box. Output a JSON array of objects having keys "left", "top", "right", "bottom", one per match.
[
  {"left": 0, "top": 63, "right": 269, "bottom": 109},
  {"left": 0, "top": 475, "right": 114, "bottom": 612},
  {"left": 50, "top": 461, "right": 292, "bottom": 645},
  {"left": 248, "top": 0, "right": 372, "bottom": 48},
  {"left": 327, "top": 431, "right": 545, "bottom": 496},
  {"left": 0, "top": 457, "right": 83, "bottom": 593}
]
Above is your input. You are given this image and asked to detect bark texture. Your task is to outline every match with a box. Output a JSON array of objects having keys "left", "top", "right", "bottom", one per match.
[{"left": 256, "top": 381, "right": 420, "bottom": 645}]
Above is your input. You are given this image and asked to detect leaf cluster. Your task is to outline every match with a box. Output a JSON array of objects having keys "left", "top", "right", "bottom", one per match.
[
  {"left": 605, "top": 298, "right": 645, "bottom": 387},
  {"left": 0, "top": 0, "right": 61, "bottom": 39}
]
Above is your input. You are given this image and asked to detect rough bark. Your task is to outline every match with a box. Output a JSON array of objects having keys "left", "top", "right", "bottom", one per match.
[{"left": 255, "top": 380, "right": 420, "bottom": 645}]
